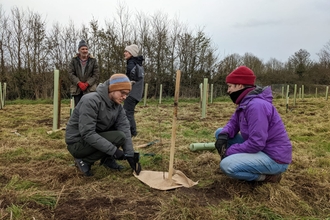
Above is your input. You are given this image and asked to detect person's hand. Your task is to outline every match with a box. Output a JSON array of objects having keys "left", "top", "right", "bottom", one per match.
[
  {"left": 215, "top": 133, "right": 228, "bottom": 160},
  {"left": 126, "top": 153, "right": 141, "bottom": 175},
  {"left": 84, "top": 82, "right": 89, "bottom": 89},
  {"left": 78, "top": 82, "right": 87, "bottom": 91},
  {"left": 113, "top": 148, "right": 125, "bottom": 160}
]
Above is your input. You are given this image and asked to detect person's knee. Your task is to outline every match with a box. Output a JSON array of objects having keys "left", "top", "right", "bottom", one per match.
[
  {"left": 214, "top": 128, "right": 223, "bottom": 139},
  {"left": 117, "top": 130, "right": 126, "bottom": 138},
  {"left": 220, "top": 158, "right": 234, "bottom": 175},
  {"left": 117, "top": 131, "right": 126, "bottom": 146}
]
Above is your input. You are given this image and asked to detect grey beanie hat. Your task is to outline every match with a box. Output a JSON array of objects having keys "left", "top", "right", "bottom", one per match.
[
  {"left": 78, "top": 40, "right": 88, "bottom": 49},
  {"left": 125, "top": 44, "right": 139, "bottom": 57}
]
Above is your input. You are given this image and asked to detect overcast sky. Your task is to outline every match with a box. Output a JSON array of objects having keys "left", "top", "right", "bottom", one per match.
[{"left": 2, "top": 0, "right": 330, "bottom": 62}]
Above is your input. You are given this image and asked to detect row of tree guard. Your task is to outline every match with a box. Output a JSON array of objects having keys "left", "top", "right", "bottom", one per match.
[{"left": 3, "top": 70, "right": 330, "bottom": 130}]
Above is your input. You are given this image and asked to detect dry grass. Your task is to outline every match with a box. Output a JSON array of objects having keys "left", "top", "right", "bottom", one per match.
[{"left": 0, "top": 97, "right": 330, "bottom": 219}]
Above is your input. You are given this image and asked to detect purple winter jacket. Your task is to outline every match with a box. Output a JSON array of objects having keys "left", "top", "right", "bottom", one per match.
[{"left": 222, "top": 86, "right": 292, "bottom": 164}]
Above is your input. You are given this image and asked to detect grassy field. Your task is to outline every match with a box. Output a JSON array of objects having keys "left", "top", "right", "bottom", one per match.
[{"left": 0, "top": 97, "right": 330, "bottom": 220}]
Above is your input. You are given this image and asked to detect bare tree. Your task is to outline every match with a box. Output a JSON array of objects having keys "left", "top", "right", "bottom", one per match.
[
  {"left": 116, "top": 1, "right": 132, "bottom": 46},
  {"left": 0, "top": 5, "right": 9, "bottom": 82},
  {"left": 288, "top": 49, "right": 313, "bottom": 79},
  {"left": 261, "top": 58, "right": 288, "bottom": 85},
  {"left": 6, "top": 6, "right": 29, "bottom": 98},
  {"left": 317, "top": 40, "right": 330, "bottom": 69},
  {"left": 24, "top": 10, "right": 50, "bottom": 99},
  {"left": 242, "top": 52, "right": 264, "bottom": 76},
  {"left": 149, "top": 11, "right": 171, "bottom": 97},
  {"left": 213, "top": 53, "right": 242, "bottom": 95},
  {"left": 47, "top": 20, "right": 79, "bottom": 98}
]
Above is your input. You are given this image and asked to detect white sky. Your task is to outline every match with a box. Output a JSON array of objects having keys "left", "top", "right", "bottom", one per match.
[{"left": 2, "top": 0, "right": 330, "bottom": 62}]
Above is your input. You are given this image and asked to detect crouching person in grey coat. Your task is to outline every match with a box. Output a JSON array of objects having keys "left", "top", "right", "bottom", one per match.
[{"left": 65, "top": 73, "right": 141, "bottom": 176}]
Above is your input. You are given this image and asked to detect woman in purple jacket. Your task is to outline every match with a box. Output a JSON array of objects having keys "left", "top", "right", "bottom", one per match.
[{"left": 215, "top": 66, "right": 292, "bottom": 183}]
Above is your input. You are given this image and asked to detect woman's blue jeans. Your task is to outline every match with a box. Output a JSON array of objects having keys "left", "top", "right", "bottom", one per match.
[{"left": 215, "top": 128, "right": 289, "bottom": 181}]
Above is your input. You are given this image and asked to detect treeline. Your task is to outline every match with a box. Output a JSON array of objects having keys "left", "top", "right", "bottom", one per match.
[{"left": 0, "top": 4, "right": 330, "bottom": 100}]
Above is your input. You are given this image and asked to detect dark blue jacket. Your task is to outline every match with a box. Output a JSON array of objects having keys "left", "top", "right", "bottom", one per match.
[{"left": 126, "top": 56, "right": 144, "bottom": 101}]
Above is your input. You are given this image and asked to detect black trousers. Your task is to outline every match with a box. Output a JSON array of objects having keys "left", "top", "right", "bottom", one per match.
[
  {"left": 67, "top": 131, "right": 126, "bottom": 164},
  {"left": 123, "top": 96, "right": 139, "bottom": 136},
  {"left": 73, "top": 92, "right": 84, "bottom": 107}
]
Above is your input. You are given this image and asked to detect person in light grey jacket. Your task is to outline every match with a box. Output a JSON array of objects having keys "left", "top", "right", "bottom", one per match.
[{"left": 66, "top": 73, "right": 141, "bottom": 176}]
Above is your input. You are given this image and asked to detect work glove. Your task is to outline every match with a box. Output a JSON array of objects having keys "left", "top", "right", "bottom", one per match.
[
  {"left": 215, "top": 133, "right": 228, "bottom": 160},
  {"left": 113, "top": 148, "right": 125, "bottom": 160},
  {"left": 78, "top": 82, "right": 87, "bottom": 91},
  {"left": 126, "top": 152, "right": 141, "bottom": 175}
]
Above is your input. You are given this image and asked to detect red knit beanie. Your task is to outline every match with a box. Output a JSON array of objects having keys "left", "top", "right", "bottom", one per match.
[{"left": 226, "top": 66, "right": 256, "bottom": 86}]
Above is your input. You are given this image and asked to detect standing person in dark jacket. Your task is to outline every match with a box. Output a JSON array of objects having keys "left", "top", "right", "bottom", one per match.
[
  {"left": 65, "top": 74, "right": 141, "bottom": 176},
  {"left": 68, "top": 40, "right": 99, "bottom": 106},
  {"left": 214, "top": 66, "right": 292, "bottom": 183},
  {"left": 123, "top": 44, "right": 144, "bottom": 137}
]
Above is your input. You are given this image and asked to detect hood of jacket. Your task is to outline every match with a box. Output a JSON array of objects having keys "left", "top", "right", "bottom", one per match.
[
  {"left": 239, "top": 86, "right": 273, "bottom": 108},
  {"left": 127, "top": 55, "right": 144, "bottom": 66}
]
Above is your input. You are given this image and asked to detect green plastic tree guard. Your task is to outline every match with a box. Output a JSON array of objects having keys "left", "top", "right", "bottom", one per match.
[{"left": 189, "top": 142, "right": 215, "bottom": 151}]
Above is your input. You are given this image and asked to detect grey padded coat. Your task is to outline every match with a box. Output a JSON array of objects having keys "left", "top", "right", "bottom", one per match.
[{"left": 65, "top": 80, "right": 134, "bottom": 157}]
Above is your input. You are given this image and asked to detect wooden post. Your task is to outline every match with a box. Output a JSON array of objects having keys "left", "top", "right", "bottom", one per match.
[
  {"left": 302, "top": 85, "right": 304, "bottom": 100},
  {"left": 168, "top": 70, "right": 181, "bottom": 180}
]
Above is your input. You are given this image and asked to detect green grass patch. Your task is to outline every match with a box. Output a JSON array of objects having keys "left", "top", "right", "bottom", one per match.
[
  {"left": 6, "top": 204, "right": 23, "bottom": 219},
  {"left": 0, "top": 147, "right": 30, "bottom": 161},
  {"left": 5, "top": 175, "right": 38, "bottom": 190},
  {"left": 26, "top": 193, "right": 57, "bottom": 208}
]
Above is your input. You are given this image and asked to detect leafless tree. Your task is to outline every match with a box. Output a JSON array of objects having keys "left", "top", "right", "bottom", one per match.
[
  {"left": 288, "top": 49, "right": 313, "bottom": 79},
  {"left": 0, "top": 5, "right": 9, "bottom": 82},
  {"left": 317, "top": 40, "right": 330, "bottom": 69},
  {"left": 242, "top": 52, "right": 264, "bottom": 76}
]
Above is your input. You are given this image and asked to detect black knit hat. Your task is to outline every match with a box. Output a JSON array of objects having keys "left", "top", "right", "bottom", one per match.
[{"left": 78, "top": 40, "right": 88, "bottom": 50}]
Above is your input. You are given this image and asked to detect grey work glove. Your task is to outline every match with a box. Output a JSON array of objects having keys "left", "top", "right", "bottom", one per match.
[{"left": 215, "top": 133, "right": 228, "bottom": 160}]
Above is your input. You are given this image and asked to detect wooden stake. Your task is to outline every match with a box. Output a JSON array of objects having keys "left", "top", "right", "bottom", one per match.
[{"left": 168, "top": 70, "right": 181, "bottom": 180}]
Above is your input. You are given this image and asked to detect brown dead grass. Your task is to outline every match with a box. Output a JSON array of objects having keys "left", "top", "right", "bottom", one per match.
[{"left": 0, "top": 98, "right": 330, "bottom": 219}]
